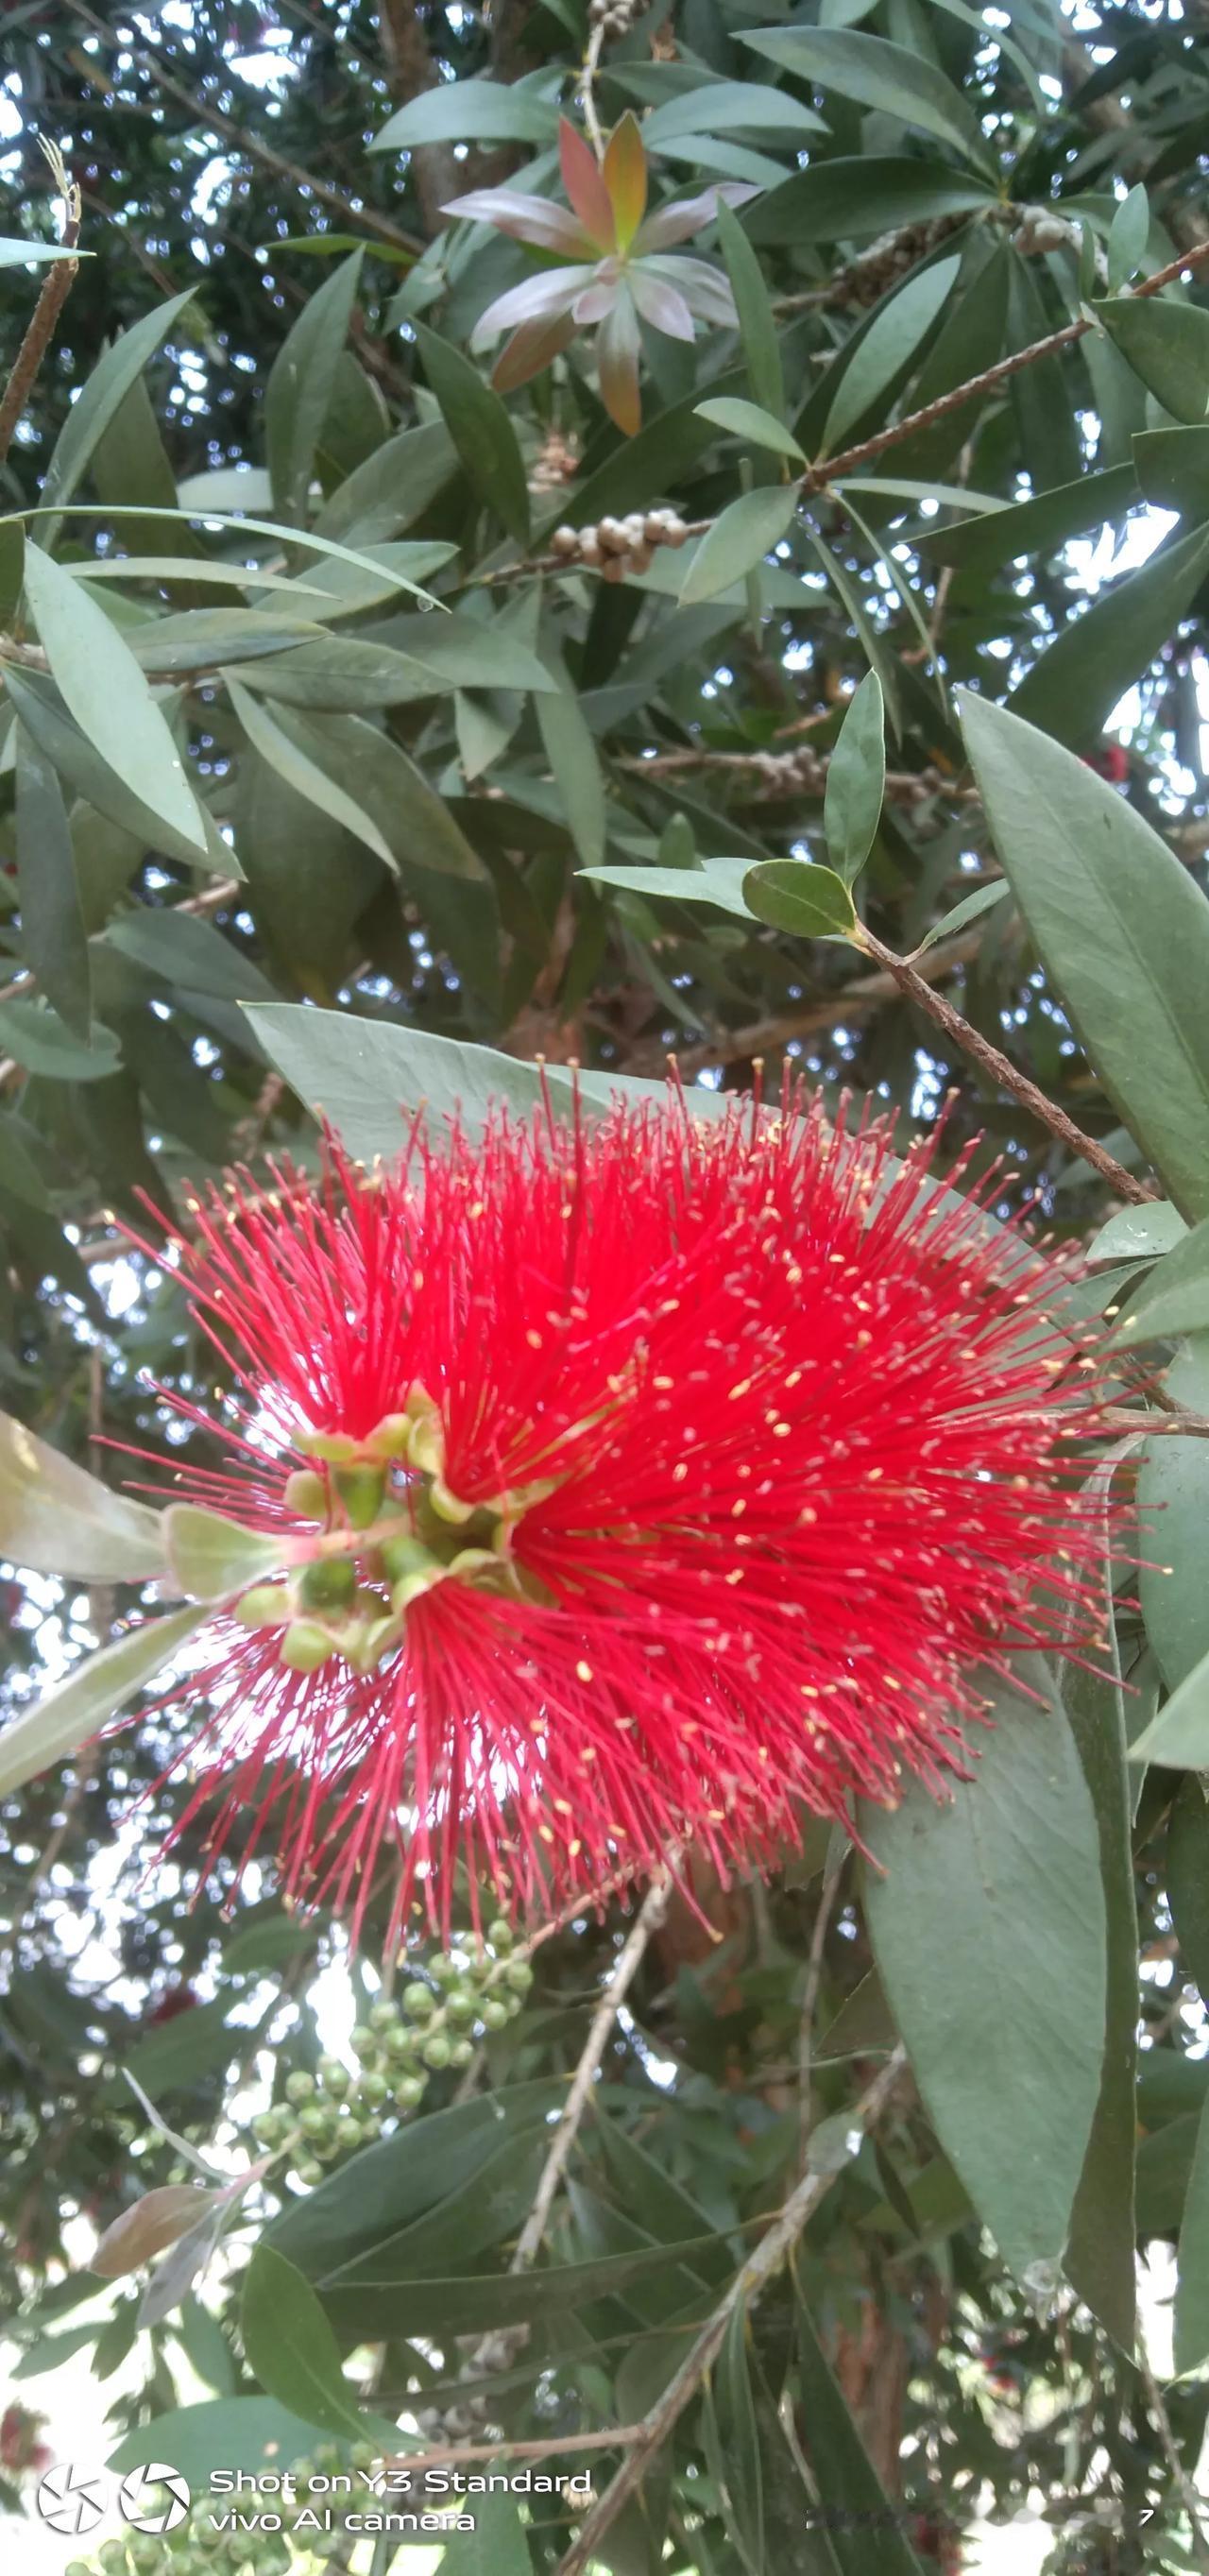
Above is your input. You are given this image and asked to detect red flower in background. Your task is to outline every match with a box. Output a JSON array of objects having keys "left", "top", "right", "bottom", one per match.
[
  {"left": 444, "top": 116, "right": 756, "bottom": 433},
  {"left": 0, "top": 2403, "right": 52, "bottom": 2479},
  {"left": 142, "top": 1084, "right": 1112, "bottom": 1941}
]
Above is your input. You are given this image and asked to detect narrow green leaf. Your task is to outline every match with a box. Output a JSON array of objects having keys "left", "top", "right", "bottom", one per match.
[
  {"left": 1089, "top": 1202, "right": 1187, "bottom": 1268},
  {"left": 22, "top": 543, "right": 209, "bottom": 859},
  {"left": 1106, "top": 184, "right": 1149, "bottom": 293},
  {"left": 1168, "top": 1780, "right": 1209, "bottom": 2000},
  {"left": 0, "top": 237, "right": 94, "bottom": 266},
  {"left": 748, "top": 155, "right": 996, "bottom": 248},
  {"left": 102, "top": 909, "right": 279, "bottom": 1006},
  {"left": 679, "top": 485, "right": 796, "bottom": 606},
  {"left": 741, "top": 26, "right": 997, "bottom": 172},
  {"left": 1140, "top": 1342, "right": 1209, "bottom": 1696},
  {"left": 13, "top": 503, "right": 436, "bottom": 602},
  {"left": 822, "top": 256, "right": 961, "bottom": 456},
  {"left": 0, "top": 997, "right": 120, "bottom": 1080},
  {"left": 912, "top": 879, "right": 1009, "bottom": 950},
  {"left": 823, "top": 671, "right": 885, "bottom": 885},
  {"left": 225, "top": 673, "right": 394, "bottom": 869},
  {"left": 536, "top": 651, "right": 606, "bottom": 869},
  {"left": 742, "top": 860, "right": 859, "bottom": 938},
  {"left": 371, "top": 77, "right": 559, "bottom": 152},
  {"left": 717, "top": 198, "right": 785, "bottom": 423},
  {"left": 38, "top": 288, "right": 199, "bottom": 541},
  {"left": 0, "top": 1405, "right": 165, "bottom": 1581},
  {"left": 861, "top": 1660, "right": 1108, "bottom": 2287},
  {"left": 2, "top": 663, "right": 240, "bottom": 879},
  {"left": 695, "top": 397, "right": 804, "bottom": 462},
  {"left": 921, "top": 462, "right": 1137, "bottom": 574},
  {"left": 241, "top": 2245, "right": 366, "bottom": 2441},
  {"left": 1093, "top": 296, "right": 1209, "bottom": 425},
  {"left": 264, "top": 251, "right": 365, "bottom": 523},
  {"left": 1130, "top": 1646, "right": 1209, "bottom": 1768},
  {"left": 960, "top": 691, "right": 1209, "bottom": 1221},
  {"left": 108, "top": 2396, "right": 332, "bottom": 2484},
  {"left": 582, "top": 858, "right": 757, "bottom": 918},
  {"left": 13, "top": 718, "right": 91, "bottom": 1036},
  {"left": 809, "top": 530, "right": 902, "bottom": 738},
  {"left": 1132, "top": 423, "right": 1209, "bottom": 517},
  {"left": 706, "top": 2298, "right": 765, "bottom": 2574},
  {"left": 413, "top": 322, "right": 530, "bottom": 546},
  {"left": 0, "top": 1605, "right": 203, "bottom": 1800}
]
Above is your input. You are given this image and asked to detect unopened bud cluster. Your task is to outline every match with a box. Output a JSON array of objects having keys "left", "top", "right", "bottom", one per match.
[
  {"left": 249, "top": 1929, "right": 535, "bottom": 2182},
  {"left": 550, "top": 508, "right": 688, "bottom": 581}
]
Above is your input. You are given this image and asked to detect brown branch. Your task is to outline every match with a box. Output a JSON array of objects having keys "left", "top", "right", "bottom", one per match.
[
  {"left": 554, "top": 2047, "right": 908, "bottom": 2576},
  {"left": 620, "top": 930, "right": 986, "bottom": 1079},
  {"left": 388, "top": 2427, "right": 646, "bottom": 2474},
  {"left": 377, "top": 0, "right": 458, "bottom": 239},
  {"left": 0, "top": 162, "right": 81, "bottom": 469},
  {"left": 858, "top": 930, "right": 1155, "bottom": 1203}
]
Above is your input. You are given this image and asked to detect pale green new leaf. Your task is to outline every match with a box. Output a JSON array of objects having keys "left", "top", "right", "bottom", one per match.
[{"left": 0, "top": 1606, "right": 205, "bottom": 1800}]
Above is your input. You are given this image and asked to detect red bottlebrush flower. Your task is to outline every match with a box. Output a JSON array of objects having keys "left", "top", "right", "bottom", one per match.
[
  {"left": 0, "top": 2402, "right": 52, "bottom": 2477},
  {"left": 141, "top": 1085, "right": 1113, "bottom": 1941}
]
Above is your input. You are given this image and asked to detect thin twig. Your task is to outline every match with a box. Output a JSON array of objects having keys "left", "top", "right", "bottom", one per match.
[
  {"left": 510, "top": 1858, "right": 676, "bottom": 2279},
  {"left": 620, "top": 930, "right": 986, "bottom": 1079},
  {"left": 387, "top": 2425, "right": 645, "bottom": 2474},
  {"left": 0, "top": 150, "right": 81, "bottom": 469},
  {"left": 858, "top": 930, "right": 1155, "bottom": 1204},
  {"left": 797, "top": 1838, "right": 845, "bottom": 2177},
  {"left": 554, "top": 2046, "right": 908, "bottom": 2576}
]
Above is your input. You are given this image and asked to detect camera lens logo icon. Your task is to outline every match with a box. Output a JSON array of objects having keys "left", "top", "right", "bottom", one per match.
[
  {"left": 119, "top": 2464, "right": 192, "bottom": 2533},
  {"left": 35, "top": 2465, "right": 109, "bottom": 2536}
]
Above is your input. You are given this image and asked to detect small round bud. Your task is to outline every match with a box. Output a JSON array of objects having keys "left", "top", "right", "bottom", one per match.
[
  {"left": 551, "top": 524, "right": 580, "bottom": 557},
  {"left": 505, "top": 1957, "right": 535, "bottom": 1994},
  {"left": 369, "top": 1999, "right": 399, "bottom": 2032},
  {"left": 622, "top": 512, "right": 646, "bottom": 546},
  {"left": 393, "top": 2074, "right": 426, "bottom": 2110},
  {"left": 449, "top": 2037, "right": 475, "bottom": 2068},
  {"left": 421, "top": 2031, "right": 452, "bottom": 2071},
  {"left": 298, "top": 1554, "right": 357, "bottom": 1614},
  {"left": 283, "top": 1467, "right": 327, "bottom": 1518},
  {"left": 578, "top": 532, "right": 603, "bottom": 567},
  {"left": 253, "top": 2108, "right": 287, "bottom": 2146},
  {"left": 364, "top": 1410, "right": 415, "bottom": 1459},
  {"left": 340, "top": 2117, "right": 366, "bottom": 2150},
  {"left": 661, "top": 512, "right": 688, "bottom": 547},
  {"left": 629, "top": 542, "right": 654, "bottom": 575},
  {"left": 285, "top": 2070, "right": 317, "bottom": 2105},
  {"left": 280, "top": 1620, "right": 335, "bottom": 1673},
  {"left": 602, "top": 554, "right": 627, "bottom": 583},
  {"left": 233, "top": 1581, "right": 292, "bottom": 1629},
  {"left": 383, "top": 2022, "right": 420, "bottom": 2061},
  {"left": 505, "top": 1991, "right": 525, "bottom": 2018},
  {"left": 350, "top": 2022, "right": 378, "bottom": 2058},
  {"left": 486, "top": 1917, "right": 514, "bottom": 1951},
  {"left": 446, "top": 1987, "right": 478, "bottom": 2026},
  {"left": 429, "top": 1951, "right": 462, "bottom": 1986},
  {"left": 643, "top": 509, "right": 669, "bottom": 542},
  {"left": 317, "top": 2056, "right": 351, "bottom": 2096},
  {"left": 297, "top": 2158, "right": 325, "bottom": 2187},
  {"left": 401, "top": 1982, "right": 436, "bottom": 2021},
  {"left": 359, "top": 2071, "right": 390, "bottom": 2107},
  {"left": 333, "top": 1459, "right": 387, "bottom": 1530},
  {"left": 298, "top": 2106, "right": 331, "bottom": 2139},
  {"left": 482, "top": 1997, "right": 509, "bottom": 2031},
  {"left": 99, "top": 2546, "right": 128, "bottom": 2575}
]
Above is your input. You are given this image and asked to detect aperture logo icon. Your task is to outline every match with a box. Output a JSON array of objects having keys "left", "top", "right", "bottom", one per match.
[
  {"left": 35, "top": 2465, "right": 109, "bottom": 2536},
  {"left": 119, "top": 2464, "right": 192, "bottom": 2533}
]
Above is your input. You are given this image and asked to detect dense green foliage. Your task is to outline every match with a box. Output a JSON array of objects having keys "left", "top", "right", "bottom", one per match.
[{"left": 9, "top": 4, "right": 1209, "bottom": 2571}]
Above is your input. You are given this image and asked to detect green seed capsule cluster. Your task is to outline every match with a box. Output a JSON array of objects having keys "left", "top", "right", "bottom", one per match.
[{"left": 248, "top": 1927, "right": 535, "bottom": 2179}]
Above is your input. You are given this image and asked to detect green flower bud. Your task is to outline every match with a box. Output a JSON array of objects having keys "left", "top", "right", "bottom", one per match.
[
  {"left": 359, "top": 2071, "right": 389, "bottom": 2107},
  {"left": 99, "top": 2546, "right": 129, "bottom": 2575},
  {"left": 285, "top": 2071, "right": 317, "bottom": 2105},
  {"left": 505, "top": 1957, "right": 535, "bottom": 1995},
  {"left": 298, "top": 2105, "right": 331, "bottom": 2139},
  {"left": 283, "top": 1467, "right": 328, "bottom": 1520},
  {"left": 340, "top": 2117, "right": 366, "bottom": 2150},
  {"left": 368, "top": 2000, "right": 398, "bottom": 2032},
  {"left": 317, "top": 2056, "right": 351, "bottom": 2096},
  {"left": 449, "top": 2037, "right": 475, "bottom": 2069},
  {"left": 350, "top": 2023, "right": 377, "bottom": 2058},
  {"left": 279, "top": 1620, "right": 335, "bottom": 1673},
  {"left": 421, "top": 2031, "right": 451, "bottom": 2071},
  {"left": 393, "top": 2074, "right": 425, "bottom": 2111},
  {"left": 252, "top": 2108, "right": 286, "bottom": 2147},
  {"left": 446, "top": 1987, "right": 478, "bottom": 2026},
  {"left": 486, "top": 1917, "right": 515, "bottom": 1951},
  {"left": 400, "top": 1982, "right": 436, "bottom": 2022},
  {"left": 429, "top": 1950, "right": 462, "bottom": 1986},
  {"left": 383, "top": 2022, "right": 419, "bottom": 2061},
  {"left": 295, "top": 1428, "right": 358, "bottom": 1463},
  {"left": 481, "top": 1998, "right": 509, "bottom": 2031},
  {"left": 297, "top": 1555, "right": 357, "bottom": 1614},
  {"left": 333, "top": 1459, "right": 387, "bottom": 1530},
  {"left": 364, "top": 1410, "right": 415, "bottom": 1459},
  {"left": 234, "top": 1581, "right": 292, "bottom": 1629},
  {"left": 297, "top": 2158, "right": 325, "bottom": 2187}
]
